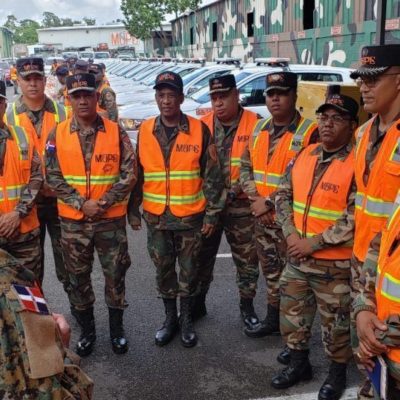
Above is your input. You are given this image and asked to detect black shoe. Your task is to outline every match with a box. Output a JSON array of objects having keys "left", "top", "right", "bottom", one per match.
[
  {"left": 239, "top": 298, "right": 259, "bottom": 329},
  {"left": 109, "top": 308, "right": 128, "bottom": 354},
  {"left": 244, "top": 304, "right": 280, "bottom": 338},
  {"left": 277, "top": 346, "right": 291, "bottom": 365},
  {"left": 73, "top": 307, "right": 96, "bottom": 357},
  {"left": 155, "top": 298, "right": 179, "bottom": 346},
  {"left": 318, "top": 361, "right": 347, "bottom": 400},
  {"left": 271, "top": 350, "right": 312, "bottom": 389},
  {"left": 180, "top": 297, "right": 197, "bottom": 348},
  {"left": 192, "top": 292, "right": 207, "bottom": 321}
]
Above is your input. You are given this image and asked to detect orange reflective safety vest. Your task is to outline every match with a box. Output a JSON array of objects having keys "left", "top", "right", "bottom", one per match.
[
  {"left": 0, "top": 125, "right": 39, "bottom": 233},
  {"left": 5, "top": 101, "right": 67, "bottom": 161},
  {"left": 354, "top": 117, "right": 400, "bottom": 262},
  {"left": 292, "top": 144, "right": 354, "bottom": 260},
  {"left": 250, "top": 116, "right": 317, "bottom": 197},
  {"left": 139, "top": 116, "right": 207, "bottom": 217},
  {"left": 10, "top": 67, "right": 17, "bottom": 81},
  {"left": 62, "top": 86, "right": 72, "bottom": 109},
  {"left": 55, "top": 117, "right": 126, "bottom": 220},
  {"left": 376, "top": 191, "right": 400, "bottom": 368},
  {"left": 201, "top": 109, "right": 258, "bottom": 186}
]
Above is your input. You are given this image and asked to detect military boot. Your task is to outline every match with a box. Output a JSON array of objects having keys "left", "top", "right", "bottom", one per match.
[
  {"left": 239, "top": 298, "right": 259, "bottom": 329},
  {"left": 244, "top": 304, "right": 280, "bottom": 338},
  {"left": 155, "top": 298, "right": 179, "bottom": 346},
  {"left": 277, "top": 345, "right": 291, "bottom": 365},
  {"left": 109, "top": 308, "right": 128, "bottom": 354},
  {"left": 180, "top": 297, "right": 197, "bottom": 347},
  {"left": 191, "top": 292, "right": 207, "bottom": 321},
  {"left": 73, "top": 307, "right": 96, "bottom": 357},
  {"left": 271, "top": 349, "right": 312, "bottom": 389},
  {"left": 318, "top": 361, "right": 347, "bottom": 400}
]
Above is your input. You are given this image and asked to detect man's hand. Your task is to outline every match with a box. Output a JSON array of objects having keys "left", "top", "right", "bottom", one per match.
[
  {"left": 53, "top": 313, "right": 71, "bottom": 348},
  {"left": 201, "top": 223, "right": 215, "bottom": 238},
  {"left": 0, "top": 211, "right": 21, "bottom": 238},
  {"left": 130, "top": 222, "right": 142, "bottom": 231},
  {"left": 286, "top": 232, "right": 300, "bottom": 248},
  {"left": 249, "top": 196, "right": 270, "bottom": 217},
  {"left": 81, "top": 200, "right": 105, "bottom": 219},
  {"left": 41, "top": 182, "right": 56, "bottom": 198},
  {"left": 287, "top": 238, "right": 314, "bottom": 259},
  {"left": 258, "top": 211, "right": 275, "bottom": 227},
  {"left": 356, "top": 311, "right": 387, "bottom": 359}
]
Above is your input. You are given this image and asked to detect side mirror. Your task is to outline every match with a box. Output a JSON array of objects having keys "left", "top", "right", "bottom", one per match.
[
  {"left": 239, "top": 94, "right": 248, "bottom": 106},
  {"left": 187, "top": 86, "right": 198, "bottom": 95}
]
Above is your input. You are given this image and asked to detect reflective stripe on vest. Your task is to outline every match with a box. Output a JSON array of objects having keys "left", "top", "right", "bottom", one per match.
[
  {"left": 55, "top": 117, "right": 126, "bottom": 220},
  {"left": 354, "top": 117, "right": 400, "bottom": 262},
  {"left": 292, "top": 143, "right": 354, "bottom": 259},
  {"left": 139, "top": 116, "right": 206, "bottom": 217},
  {"left": 250, "top": 116, "right": 316, "bottom": 197}
]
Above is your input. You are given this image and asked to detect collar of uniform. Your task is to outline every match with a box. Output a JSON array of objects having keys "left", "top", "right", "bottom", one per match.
[
  {"left": 69, "top": 115, "right": 106, "bottom": 133},
  {"left": 266, "top": 110, "right": 302, "bottom": 134},
  {"left": 214, "top": 106, "right": 243, "bottom": 133},
  {"left": 311, "top": 142, "right": 353, "bottom": 162},
  {"left": 154, "top": 112, "right": 190, "bottom": 135},
  {"left": 15, "top": 95, "right": 57, "bottom": 115}
]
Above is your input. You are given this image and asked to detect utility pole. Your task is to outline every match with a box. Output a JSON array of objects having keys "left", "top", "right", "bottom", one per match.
[{"left": 376, "top": 0, "right": 387, "bottom": 45}]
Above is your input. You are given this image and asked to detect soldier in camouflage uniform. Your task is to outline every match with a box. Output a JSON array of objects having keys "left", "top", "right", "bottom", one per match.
[
  {"left": 240, "top": 72, "right": 317, "bottom": 340},
  {"left": 88, "top": 63, "right": 118, "bottom": 122},
  {"left": 0, "top": 80, "right": 43, "bottom": 279},
  {"left": 128, "top": 71, "right": 224, "bottom": 348},
  {"left": 271, "top": 94, "right": 358, "bottom": 400},
  {"left": 349, "top": 45, "right": 400, "bottom": 400},
  {"left": 196, "top": 75, "right": 260, "bottom": 328},
  {"left": 0, "top": 248, "right": 93, "bottom": 400},
  {"left": 4, "top": 57, "right": 68, "bottom": 289},
  {"left": 46, "top": 73, "right": 136, "bottom": 357}
]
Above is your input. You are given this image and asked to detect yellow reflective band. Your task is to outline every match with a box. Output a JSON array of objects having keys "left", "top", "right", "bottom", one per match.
[{"left": 293, "top": 201, "right": 342, "bottom": 221}]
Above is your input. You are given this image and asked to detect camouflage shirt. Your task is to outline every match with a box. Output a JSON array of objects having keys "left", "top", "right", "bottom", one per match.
[
  {"left": 98, "top": 83, "right": 118, "bottom": 122},
  {"left": 240, "top": 110, "right": 318, "bottom": 199},
  {"left": 275, "top": 142, "right": 356, "bottom": 250},
  {"left": 45, "top": 115, "right": 136, "bottom": 214},
  {"left": 0, "top": 124, "right": 43, "bottom": 218},
  {"left": 128, "top": 113, "right": 225, "bottom": 230},
  {"left": 12, "top": 95, "right": 59, "bottom": 138}
]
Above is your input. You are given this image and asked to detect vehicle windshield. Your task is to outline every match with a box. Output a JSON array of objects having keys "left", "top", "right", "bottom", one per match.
[
  {"left": 182, "top": 68, "right": 208, "bottom": 85},
  {"left": 80, "top": 52, "right": 93, "bottom": 58},
  {"left": 190, "top": 71, "right": 253, "bottom": 104},
  {"left": 94, "top": 53, "right": 109, "bottom": 59}
]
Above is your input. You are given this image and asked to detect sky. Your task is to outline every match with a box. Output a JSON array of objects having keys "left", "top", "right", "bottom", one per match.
[{"left": 0, "top": 0, "right": 217, "bottom": 26}]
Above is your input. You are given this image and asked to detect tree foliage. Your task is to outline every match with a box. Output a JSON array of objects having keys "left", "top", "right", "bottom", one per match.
[
  {"left": 83, "top": 17, "right": 96, "bottom": 26},
  {"left": 4, "top": 15, "right": 18, "bottom": 33},
  {"left": 42, "top": 11, "right": 62, "bottom": 28},
  {"left": 14, "top": 19, "right": 40, "bottom": 44},
  {"left": 121, "top": 0, "right": 200, "bottom": 41}
]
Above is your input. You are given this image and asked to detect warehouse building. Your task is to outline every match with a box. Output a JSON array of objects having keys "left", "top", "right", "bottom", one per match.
[{"left": 168, "top": 0, "right": 400, "bottom": 67}]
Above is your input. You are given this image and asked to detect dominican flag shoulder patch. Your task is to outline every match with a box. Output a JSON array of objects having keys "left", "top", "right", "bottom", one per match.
[{"left": 12, "top": 284, "right": 50, "bottom": 315}]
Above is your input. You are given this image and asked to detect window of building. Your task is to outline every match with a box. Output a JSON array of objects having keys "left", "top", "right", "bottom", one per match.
[
  {"left": 212, "top": 21, "right": 218, "bottom": 42},
  {"left": 247, "top": 12, "right": 254, "bottom": 37},
  {"left": 303, "top": 0, "right": 315, "bottom": 30},
  {"left": 190, "top": 27, "right": 194, "bottom": 45}
]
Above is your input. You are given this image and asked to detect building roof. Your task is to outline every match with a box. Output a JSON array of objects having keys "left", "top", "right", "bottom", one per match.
[
  {"left": 37, "top": 22, "right": 171, "bottom": 33},
  {"left": 169, "top": 0, "right": 222, "bottom": 22}
]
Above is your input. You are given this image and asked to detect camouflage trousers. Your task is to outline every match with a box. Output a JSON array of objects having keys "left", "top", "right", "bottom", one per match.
[
  {"left": 146, "top": 223, "right": 202, "bottom": 299},
  {"left": 280, "top": 258, "right": 353, "bottom": 363},
  {"left": 255, "top": 222, "right": 286, "bottom": 308},
  {"left": 38, "top": 199, "right": 66, "bottom": 289},
  {"left": 60, "top": 217, "right": 131, "bottom": 311},
  {"left": 0, "top": 228, "right": 41, "bottom": 282},
  {"left": 196, "top": 203, "right": 259, "bottom": 299}
]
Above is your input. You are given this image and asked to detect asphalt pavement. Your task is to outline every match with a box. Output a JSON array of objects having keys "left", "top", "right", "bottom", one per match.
[{"left": 5, "top": 85, "right": 361, "bottom": 400}]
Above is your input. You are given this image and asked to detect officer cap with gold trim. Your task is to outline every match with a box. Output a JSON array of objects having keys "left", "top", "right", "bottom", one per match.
[
  {"left": 209, "top": 74, "right": 237, "bottom": 94},
  {"left": 265, "top": 71, "right": 297, "bottom": 93},
  {"left": 350, "top": 44, "right": 400, "bottom": 79},
  {"left": 316, "top": 93, "right": 359, "bottom": 120},
  {"left": 153, "top": 71, "right": 183, "bottom": 92},
  {"left": 66, "top": 73, "right": 96, "bottom": 95},
  {"left": 16, "top": 57, "right": 45, "bottom": 77}
]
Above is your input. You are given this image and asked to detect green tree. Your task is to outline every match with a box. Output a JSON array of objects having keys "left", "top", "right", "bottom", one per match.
[
  {"left": 61, "top": 18, "right": 74, "bottom": 26},
  {"left": 14, "top": 19, "right": 40, "bottom": 44},
  {"left": 83, "top": 17, "right": 96, "bottom": 25},
  {"left": 121, "top": 0, "right": 200, "bottom": 45},
  {"left": 4, "top": 14, "right": 18, "bottom": 33},
  {"left": 42, "top": 11, "right": 62, "bottom": 27}
]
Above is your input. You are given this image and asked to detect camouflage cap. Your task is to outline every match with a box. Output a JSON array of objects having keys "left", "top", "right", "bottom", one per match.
[
  {"left": 55, "top": 65, "right": 69, "bottom": 76},
  {"left": 153, "top": 71, "right": 183, "bottom": 92},
  {"left": 0, "top": 80, "right": 6, "bottom": 100},
  {"left": 66, "top": 73, "right": 96, "bottom": 94},
  {"left": 209, "top": 74, "right": 237, "bottom": 94},
  {"left": 16, "top": 57, "right": 45, "bottom": 77},
  {"left": 316, "top": 93, "right": 359, "bottom": 120},
  {"left": 350, "top": 44, "right": 400, "bottom": 79},
  {"left": 265, "top": 71, "right": 297, "bottom": 93}
]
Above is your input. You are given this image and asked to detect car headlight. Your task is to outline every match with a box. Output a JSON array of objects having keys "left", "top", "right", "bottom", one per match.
[{"left": 119, "top": 118, "right": 144, "bottom": 131}]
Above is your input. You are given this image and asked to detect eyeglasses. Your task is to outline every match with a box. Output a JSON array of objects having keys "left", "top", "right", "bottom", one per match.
[
  {"left": 356, "top": 73, "right": 400, "bottom": 88},
  {"left": 316, "top": 114, "right": 351, "bottom": 124}
]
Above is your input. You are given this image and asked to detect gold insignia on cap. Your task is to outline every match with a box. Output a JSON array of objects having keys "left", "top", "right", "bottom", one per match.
[
  {"left": 159, "top": 73, "right": 175, "bottom": 81},
  {"left": 268, "top": 73, "right": 285, "bottom": 83},
  {"left": 361, "top": 56, "right": 376, "bottom": 65},
  {"left": 327, "top": 95, "right": 344, "bottom": 107}
]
